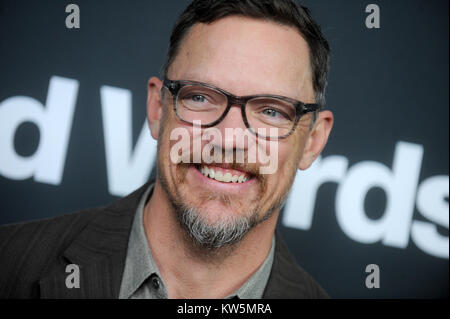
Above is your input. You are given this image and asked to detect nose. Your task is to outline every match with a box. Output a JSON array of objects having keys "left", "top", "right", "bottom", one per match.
[{"left": 212, "top": 104, "right": 253, "bottom": 152}]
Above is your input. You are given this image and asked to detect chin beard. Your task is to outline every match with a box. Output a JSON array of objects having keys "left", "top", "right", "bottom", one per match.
[
  {"left": 175, "top": 203, "right": 258, "bottom": 251},
  {"left": 164, "top": 187, "right": 282, "bottom": 255},
  {"left": 156, "top": 158, "right": 290, "bottom": 255}
]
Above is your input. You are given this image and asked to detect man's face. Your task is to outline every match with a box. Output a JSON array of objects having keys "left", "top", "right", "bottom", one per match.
[{"left": 153, "top": 16, "right": 317, "bottom": 247}]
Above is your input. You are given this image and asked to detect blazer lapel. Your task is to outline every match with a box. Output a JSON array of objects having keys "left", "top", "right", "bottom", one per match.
[{"left": 39, "top": 182, "right": 152, "bottom": 298}]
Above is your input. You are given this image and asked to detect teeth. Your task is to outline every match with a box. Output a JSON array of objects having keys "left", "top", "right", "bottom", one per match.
[
  {"left": 215, "top": 170, "right": 223, "bottom": 181},
  {"left": 199, "top": 165, "right": 249, "bottom": 183},
  {"left": 223, "top": 173, "right": 232, "bottom": 183}
]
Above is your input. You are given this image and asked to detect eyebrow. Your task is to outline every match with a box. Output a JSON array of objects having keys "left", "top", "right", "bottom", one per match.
[
  {"left": 173, "top": 72, "right": 303, "bottom": 101},
  {"left": 174, "top": 72, "right": 221, "bottom": 89}
]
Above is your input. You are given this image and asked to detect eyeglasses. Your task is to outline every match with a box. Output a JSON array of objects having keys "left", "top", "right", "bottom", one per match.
[{"left": 162, "top": 78, "right": 321, "bottom": 139}]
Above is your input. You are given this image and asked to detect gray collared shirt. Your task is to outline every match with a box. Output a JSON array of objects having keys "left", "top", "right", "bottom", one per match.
[{"left": 119, "top": 183, "right": 275, "bottom": 299}]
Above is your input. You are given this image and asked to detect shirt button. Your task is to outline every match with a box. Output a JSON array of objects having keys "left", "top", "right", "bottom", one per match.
[{"left": 151, "top": 276, "right": 160, "bottom": 290}]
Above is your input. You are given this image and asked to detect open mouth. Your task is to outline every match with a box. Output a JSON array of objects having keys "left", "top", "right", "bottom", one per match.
[{"left": 194, "top": 164, "right": 253, "bottom": 183}]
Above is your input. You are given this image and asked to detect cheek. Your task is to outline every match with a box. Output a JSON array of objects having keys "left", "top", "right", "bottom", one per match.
[
  {"left": 259, "top": 143, "right": 297, "bottom": 190},
  {"left": 255, "top": 142, "right": 303, "bottom": 214},
  {"left": 278, "top": 135, "right": 304, "bottom": 170},
  {"left": 158, "top": 117, "right": 198, "bottom": 183},
  {"left": 158, "top": 118, "right": 181, "bottom": 174},
  {"left": 159, "top": 109, "right": 189, "bottom": 155}
]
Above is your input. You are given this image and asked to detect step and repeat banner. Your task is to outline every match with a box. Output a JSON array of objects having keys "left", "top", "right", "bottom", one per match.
[{"left": 0, "top": 0, "right": 448, "bottom": 298}]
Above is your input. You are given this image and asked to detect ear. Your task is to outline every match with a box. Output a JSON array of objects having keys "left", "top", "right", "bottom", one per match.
[
  {"left": 147, "top": 77, "right": 164, "bottom": 140},
  {"left": 299, "top": 110, "right": 334, "bottom": 170}
]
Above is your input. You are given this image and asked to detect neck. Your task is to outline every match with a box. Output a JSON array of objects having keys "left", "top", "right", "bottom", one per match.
[{"left": 143, "top": 180, "right": 277, "bottom": 299}]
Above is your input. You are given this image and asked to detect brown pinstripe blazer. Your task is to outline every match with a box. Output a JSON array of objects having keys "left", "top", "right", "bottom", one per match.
[{"left": 0, "top": 182, "right": 329, "bottom": 299}]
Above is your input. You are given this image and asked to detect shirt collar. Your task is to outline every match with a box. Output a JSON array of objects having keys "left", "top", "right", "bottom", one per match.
[{"left": 119, "top": 183, "right": 162, "bottom": 299}]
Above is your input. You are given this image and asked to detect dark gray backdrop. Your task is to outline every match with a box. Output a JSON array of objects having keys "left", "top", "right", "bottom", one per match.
[{"left": 0, "top": 0, "right": 448, "bottom": 298}]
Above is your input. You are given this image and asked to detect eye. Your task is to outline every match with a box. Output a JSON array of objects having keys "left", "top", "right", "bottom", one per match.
[
  {"left": 262, "top": 108, "right": 284, "bottom": 118},
  {"left": 191, "top": 94, "right": 207, "bottom": 103}
]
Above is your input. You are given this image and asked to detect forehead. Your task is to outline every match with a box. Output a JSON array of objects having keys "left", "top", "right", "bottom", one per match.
[{"left": 168, "top": 16, "right": 313, "bottom": 100}]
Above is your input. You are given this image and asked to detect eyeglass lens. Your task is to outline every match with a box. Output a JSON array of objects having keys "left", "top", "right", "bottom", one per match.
[{"left": 176, "top": 84, "right": 296, "bottom": 138}]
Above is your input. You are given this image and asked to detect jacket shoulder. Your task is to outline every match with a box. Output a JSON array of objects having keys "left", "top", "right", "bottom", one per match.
[
  {"left": 263, "top": 231, "right": 330, "bottom": 299},
  {"left": 0, "top": 208, "right": 101, "bottom": 298},
  {"left": 0, "top": 182, "right": 151, "bottom": 298}
]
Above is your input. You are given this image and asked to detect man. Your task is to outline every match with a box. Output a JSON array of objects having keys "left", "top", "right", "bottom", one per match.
[{"left": 0, "top": 0, "right": 333, "bottom": 299}]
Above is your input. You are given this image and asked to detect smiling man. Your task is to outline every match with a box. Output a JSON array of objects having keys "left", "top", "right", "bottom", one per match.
[{"left": 0, "top": 0, "right": 333, "bottom": 299}]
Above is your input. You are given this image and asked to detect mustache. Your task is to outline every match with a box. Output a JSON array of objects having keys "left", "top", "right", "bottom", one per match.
[{"left": 175, "top": 144, "right": 259, "bottom": 166}]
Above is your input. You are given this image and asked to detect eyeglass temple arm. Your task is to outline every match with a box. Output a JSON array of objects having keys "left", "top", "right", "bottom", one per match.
[
  {"left": 162, "top": 79, "right": 178, "bottom": 93},
  {"left": 304, "top": 103, "right": 322, "bottom": 130}
]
